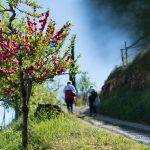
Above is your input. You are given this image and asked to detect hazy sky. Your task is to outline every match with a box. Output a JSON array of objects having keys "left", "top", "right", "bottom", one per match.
[
  {"left": 36, "top": 0, "right": 132, "bottom": 89},
  {"left": 0, "top": 104, "right": 15, "bottom": 127}
]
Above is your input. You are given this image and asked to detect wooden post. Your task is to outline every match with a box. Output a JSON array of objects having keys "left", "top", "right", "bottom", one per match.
[
  {"left": 125, "top": 41, "right": 128, "bottom": 65},
  {"left": 69, "top": 35, "right": 76, "bottom": 89},
  {"left": 120, "top": 49, "right": 124, "bottom": 66},
  {"left": 69, "top": 44, "right": 76, "bottom": 89}
]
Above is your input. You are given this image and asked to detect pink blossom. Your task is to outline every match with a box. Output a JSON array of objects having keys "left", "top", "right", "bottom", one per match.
[
  {"left": 35, "top": 60, "right": 44, "bottom": 67},
  {"left": 7, "top": 38, "right": 11, "bottom": 49},
  {"left": 59, "top": 67, "right": 65, "bottom": 73},
  {"left": 11, "top": 59, "right": 19, "bottom": 65}
]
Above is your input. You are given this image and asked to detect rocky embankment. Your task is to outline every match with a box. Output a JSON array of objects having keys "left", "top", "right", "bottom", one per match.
[
  {"left": 99, "top": 51, "right": 150, "bottom": 124},
  {"left": 102, "top": 51, "right": 150, "bottom": 95}
]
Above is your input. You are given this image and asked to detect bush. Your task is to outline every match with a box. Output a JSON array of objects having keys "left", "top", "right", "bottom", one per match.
[{"left": 34, "top": 104, "right": 64, "bottom": 120}]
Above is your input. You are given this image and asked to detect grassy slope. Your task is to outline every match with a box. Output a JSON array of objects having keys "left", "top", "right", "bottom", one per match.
[
  {"left": 0, "top": 114, "right": 149, "bottom": 150},
  {"left": 100, "top": 85, "right": 150, "bottom": 124},
  {"left": 100, "top": 51, "right": 150, "bottom": 124}
]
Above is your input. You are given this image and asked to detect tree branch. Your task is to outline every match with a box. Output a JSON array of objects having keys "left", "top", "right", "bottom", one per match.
[
  {"left": 8, "top": 2, "right": 16, "bottom": 33},
  {"left": 0, "top": 41, "right": 18, "bottom": 57},
  {"left": 0, "top": 9, "right": 11, "bottom": 13}
]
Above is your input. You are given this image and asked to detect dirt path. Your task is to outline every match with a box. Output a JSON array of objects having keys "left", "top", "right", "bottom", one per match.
[{"left": 75, "top": 107, "right": 150, "bottom": 146}]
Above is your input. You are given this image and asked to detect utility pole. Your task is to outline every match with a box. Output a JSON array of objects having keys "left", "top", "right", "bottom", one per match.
[
  {"left": 120, "top": 41, "right": 129, "bottom": 66},
  {"left": 125, "top": 41, "right": 128, "bottom": 65},
  {"left": 120, "top": 49, "right": 125, "bottom": 66},
  {"left": 69, "top": 35, "right": 76, "bottom": 89}
]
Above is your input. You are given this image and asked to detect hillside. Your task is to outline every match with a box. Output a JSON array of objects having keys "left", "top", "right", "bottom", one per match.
[{"left": 100, "top": 51, "right": 150, "bottom": 124}]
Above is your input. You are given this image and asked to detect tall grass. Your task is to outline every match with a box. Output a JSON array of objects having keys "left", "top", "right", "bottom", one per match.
[
  {"left": 0, "top": 113, "right": 149, "bottom": 150},
  {"left": 100, "top": 85, "right": 150, "bottom": 124}
]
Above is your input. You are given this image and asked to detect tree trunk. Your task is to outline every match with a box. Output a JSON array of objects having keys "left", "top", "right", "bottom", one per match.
[
  {"left": 21, "top": 80, "right": 32, "bottom": 150},
  {"left": 18, "top": 56, "right": 32, "bottom": 149},
  {"left": 19, "top": 69, "right": 31, "bottom": 150},
  {"left": 22, "top": 98, "right": 29, "bottom": 150},
  {"left": 20, "top": 74, "right": 28, "bottom": 149}
]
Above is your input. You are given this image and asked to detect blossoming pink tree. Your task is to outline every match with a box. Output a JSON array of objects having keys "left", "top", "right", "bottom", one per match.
[{"left": 0, "top": 1, "right": 77, "bottom": 149}]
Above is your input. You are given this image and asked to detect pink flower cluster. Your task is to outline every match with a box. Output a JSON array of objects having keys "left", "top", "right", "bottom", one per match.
[
  {"left": 11, "top": 59, "right": 19, "bottom": 65},
  {"left": 23, "top": 35, "right": 30, "bottom": 51},
  {"left": 0, "top": 67, "right": 17, "bottom": 75},
  {"left": 39, "top": 10, "right": 50, "bottom": 32},
  {"left": 0, "top": 50, "right": 10, "bottom": 61},
  {"left": 25, "top": 69, "right": 35, "bottom": 77},
  {"left": 0, "top": 38, "right": 19, "bottom": 61},
  {"left": 52, "top": 23, "right": 70, "bottom": 44},
  {"left": 46, "top": 24, "right": 54, "bottom": 37},
  {"left": 11, "top": 41, "right": 19, "bottom": 53},
  {"left": 0, "top": 27, "right": 20, "bottom": 61},
  {"left": 35, "top": 60, "right": 44, "bottom": 67},
  {"left": 42, "top": 66, "right": 50, "bottom": 72},
  {"left": 51, "top": 55, "right": 66, "bottom": 74},
  {"left": 57, "top": 67, "right": 65, "bottom": 74},
  {"left": 27, "top": 16, "right": 37, "bottom": 34},
  {"left": 40, "top": 66, "right": 51, "bottom": 78}
]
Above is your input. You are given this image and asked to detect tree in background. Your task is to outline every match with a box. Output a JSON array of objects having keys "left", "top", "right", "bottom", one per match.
[
  {"left": 30, "top": 79, "right": 63, "bottom": 110},
  {"left": 76, "top": 72, "right": 95, "bottom": 105},
  {"left": 77, "top": 72, "right": 93, "bottom": 93},
  {"left": 0, "top": 0, "right": 78, "bottom": 149}
]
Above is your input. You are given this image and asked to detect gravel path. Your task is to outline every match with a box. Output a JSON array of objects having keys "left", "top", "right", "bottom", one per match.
[{"left": 76, "top": 107, "right": 150, "bottom": 146}]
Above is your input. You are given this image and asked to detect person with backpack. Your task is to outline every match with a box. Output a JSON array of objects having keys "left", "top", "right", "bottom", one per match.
[
  {"left": 64, "top": 81, "right": 76, "bottom": 113},
  {"left": 88, "top": 85, "right": 97, "bottom": 116}
]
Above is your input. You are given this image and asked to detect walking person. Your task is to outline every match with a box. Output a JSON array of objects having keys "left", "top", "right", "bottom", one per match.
[
  {"left": 64, "top": 81, "right": 76, "bottom": 113},
  {"left": 88, "top": 85, "right": 97, "bottom": 116}
]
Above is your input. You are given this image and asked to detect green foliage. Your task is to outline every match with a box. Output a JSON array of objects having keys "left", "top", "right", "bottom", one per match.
[
  {"left": 0, "top": 114, "right": 148, "bottom": 149},
  {"left": 77, "top": 72, "right": 93, "bottom": 92},
  {"left": 29, "top": 82, "right": 62, "bottom": 119},
  {"left": 75, "top": 95, "right": 83, "bottom": 106},
  {"left": 30, "top": 83, "right": 58, "bottom": 105},
  {"left": 0, "top": 119, "right": 22, "bottom": 150},
  {"left": 76, "top": 72, "right": 95, "bottom": 106},
  {"left": 100, "top": 85, "right": 150, "bottom": 124}
]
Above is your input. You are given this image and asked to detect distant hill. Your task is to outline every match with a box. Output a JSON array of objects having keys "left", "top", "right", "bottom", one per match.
[{"left": 100, "top": 50, "right": 150, "bottom": 125}]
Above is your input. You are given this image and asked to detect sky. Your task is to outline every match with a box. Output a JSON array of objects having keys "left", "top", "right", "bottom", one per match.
[
  {"left": 35, "top": 0, "right": 132, "bottom": 89},
  {"left": 0, "top": 102, "right": 15, "bottom": 127}
]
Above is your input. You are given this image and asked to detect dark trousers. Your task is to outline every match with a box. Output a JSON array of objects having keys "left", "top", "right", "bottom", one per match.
[
  {"left": 89, "top": 97, "right": 96, "bottom": 115},
  {"left": 65, "top": 99, "right": 73, "bottom": 112}
]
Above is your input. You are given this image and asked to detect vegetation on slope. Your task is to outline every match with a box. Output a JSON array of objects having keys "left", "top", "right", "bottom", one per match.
[
  {"left": 100, "top": 51, "right": 150, "bottom": 124},
  {"left": 100, "top": 85, "right": 150, "bottom": 124}
]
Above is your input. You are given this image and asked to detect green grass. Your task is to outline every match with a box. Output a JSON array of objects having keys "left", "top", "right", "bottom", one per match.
[
  {"left": 100, "top": 85, "right": 150, "bottom": 124},
  {"left": 0, "top": 113, "right": 150, "bottom": 150}
]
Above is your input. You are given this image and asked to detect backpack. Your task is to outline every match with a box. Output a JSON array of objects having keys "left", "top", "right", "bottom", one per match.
[
  {"left": 91, "top": 90, "right": 97, "bottom": 99},
  {"left": 65, "top": 90, "right": 74, "bottom": 101}
]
